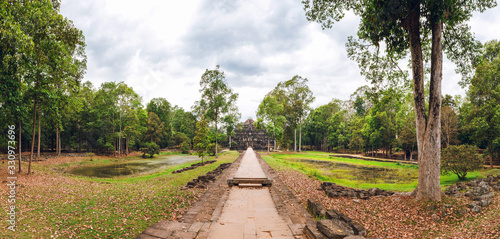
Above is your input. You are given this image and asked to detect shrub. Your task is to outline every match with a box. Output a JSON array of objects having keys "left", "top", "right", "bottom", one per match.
[
  {"left": 441, "top": 145, "right": 483, "bottom": 180},
  {"left": 142, "top": 142, "right": 160, "bottom": 158},
  {"left": 180, "top": 140, "right": 190, "bottom": 154}
]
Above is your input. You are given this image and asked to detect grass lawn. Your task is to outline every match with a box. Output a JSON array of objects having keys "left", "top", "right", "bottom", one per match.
[
  {"left": 0, "top": 150, "right": 239, "bottom": 238},
  {"left": 262, "top": 151, "right": 487, "bottom": 192}
]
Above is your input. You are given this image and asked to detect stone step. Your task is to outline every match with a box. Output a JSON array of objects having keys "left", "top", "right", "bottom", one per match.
[{"left": 238, "top": 183, "right": 263, "bottom": 187}]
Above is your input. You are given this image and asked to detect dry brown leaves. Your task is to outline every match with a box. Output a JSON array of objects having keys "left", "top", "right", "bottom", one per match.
[{"left": 276, "top": 169, "right": 500, "bottom": 239}]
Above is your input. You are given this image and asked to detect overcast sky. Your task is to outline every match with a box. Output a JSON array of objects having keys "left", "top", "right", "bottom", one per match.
[{"left": 60, "top": 0, "right": 500, "bottom": 121}]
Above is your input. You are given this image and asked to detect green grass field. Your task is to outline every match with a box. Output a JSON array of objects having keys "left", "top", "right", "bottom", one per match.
[
  {"left": 262, "top": 151, "right": 488, "bottom": 192},
  {"left": 1, "top": 151, "right": 239, "bottom": 238}
]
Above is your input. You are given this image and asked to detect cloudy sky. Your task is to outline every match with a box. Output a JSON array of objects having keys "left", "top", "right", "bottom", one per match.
[{"left": 60, "top": 0, "right": 500, "bottom": 121}]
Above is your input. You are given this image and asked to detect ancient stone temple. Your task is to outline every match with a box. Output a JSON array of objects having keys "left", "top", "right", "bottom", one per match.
[{"left": 231, "top": 118, "right": 270, "bottom": 151}]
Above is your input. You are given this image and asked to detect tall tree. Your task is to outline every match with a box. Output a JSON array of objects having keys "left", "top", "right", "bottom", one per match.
[
  {"left": 463, "top": 40, "right": 500, "bottom": 168},
  {"left": 146, "top": 98, "right": 171, "bottom": 148},
  {"left": 171, "top": 106, "right": 197, "bottom": 145},
  {"left": 145, "top": 112, "right": 164, "bottom": 144},
  {"left": 194, "top": 119, "right": 210, "bottom": 164},
  {"left": 270, "top": 75, "right": 314, "bottom": 152},
  {"left": 1, "top": 0, "right": 87, "bottom": 174},
  {"left": 257, "top": 95, "right": 286, "bottom": 150},
  {"left": 197, "top": 65, "right": 239, "bottom": 158},
  {"left": 303, "top": 0, "right": 496, "bottom": 201}
]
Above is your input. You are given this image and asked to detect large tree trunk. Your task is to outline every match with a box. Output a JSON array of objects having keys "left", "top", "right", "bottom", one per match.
[
  {"left": 18, "top": 119, "right": 22, "bottom": 173},
  {"left": 294, "top": 129, "right": 297, "bottom": 152},
  {"left": 409, "top": 5, "right": 443, "bottom": 201},
  {"left": 56, "top": 124, "right": 61, "bottom": 156},
  {"left": 488, "top": 141, "right": 494, "bottom": 168},
  {"left": 299, "top": 120, "right": 302, "bottom": 152},
  {"left": 37, "top": 115, "right": 41, "bottom": 158},
  {"left": 28, "top": 103, "right": 37, "bottom": 175},
  {"left": 58, "top": 132, "right": 61, "bottom": 156},
  {"left": 215, "top": 120, "right": 218, "bottom": 158},
  {"left": 268, "top": 137, "right": 270, "bottom": 153},
  {"left": 126, "top": 137, "right": 129, "bottom": 155}
]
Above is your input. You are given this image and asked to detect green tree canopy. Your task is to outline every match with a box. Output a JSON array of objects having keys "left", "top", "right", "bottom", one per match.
[
  {"left": 196, "top": 65, "right": 239, "bottom": 158},
  {"left": 463, "top": 40, "right": 500, "bottom": 168},
  {"left": 303, "top": 0, "right": 497, "bottom": 201}
]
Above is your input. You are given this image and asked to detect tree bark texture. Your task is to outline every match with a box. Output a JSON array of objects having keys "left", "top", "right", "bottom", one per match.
[
  {"left": 28, "top": 103, "right": 37, "bottom": 174},
  {"left": 299, "top": 120, "right": 302, "bottom": 152},
  {"left": 409, "top": 3, "right": 443, "bottom": 201},
  {"left": 215, "top": 120, "right": 218, "bottom": 158},
  {"left": 37, "top": 115, "right": 41, "bottom": 158},
  {"left": 18, "top": 119, "right": 22, "bottom": 173},
  {"left": 294, "top": 129, "right": 297, "bottom": 152}
]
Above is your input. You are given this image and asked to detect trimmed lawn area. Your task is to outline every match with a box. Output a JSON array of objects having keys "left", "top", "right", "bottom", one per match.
[{"left": 262, "top": 151, "right": 485, "bottom": 192}]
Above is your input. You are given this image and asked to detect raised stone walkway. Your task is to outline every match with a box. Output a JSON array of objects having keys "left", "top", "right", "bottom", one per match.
[
  {"left": 137, "top": 148, "right": 323, "bottom": 239},
  {"left": 208, "top": 148, "right": 293, "bottom": 238}
]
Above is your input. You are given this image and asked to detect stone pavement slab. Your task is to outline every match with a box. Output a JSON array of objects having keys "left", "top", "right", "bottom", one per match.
[
  {"left": 234, "top": 148, "right": 267, "bottom": 179},
  {"left": 207, "top": 187, "right": 295, "bottom": 239}
]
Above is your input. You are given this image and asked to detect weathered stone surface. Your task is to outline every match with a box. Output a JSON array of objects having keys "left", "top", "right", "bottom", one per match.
[
  {"left": 469, "top": 201, "right": 481, "bottom": 208},
  {"left": 350, "top": 222, "right": 366, "bottom": 236},
  {"left": 472, "top": 205, "right": 482, "bottom": 213},
  {"left": 326, "top": 209, "right": 342, "bottom": 220},
  {"left": 231, "top": 118, "right": 271, "bottom": 150},
  {"left": 317, "top": 219, "right": 351, "bottom": 239},
  {"left": 474, "top": 191, "right": 495, "bottom": 201},
  {"left": 170, "top": 231, "right": 197, "bottom": 239},
  {"left": 308, "top": 198, "right": 326, "bottom": 218},
  {"left": 480, "top": 198, "right": 492, "bottom": 207},
  {"left": 335, "top": 219, "right": 355, "bottom": 235},
  {"left": 344, "top": 236, "right": 366, "bottom": 239},
  {"left": 321, "top": 183, "right": 394, "bottom": 199},
  {"left": 184, "top": 163, "right": 231, "bottom": 188},
  {"left": 172, "top": 160, "right": 216, "bottom": 174}
]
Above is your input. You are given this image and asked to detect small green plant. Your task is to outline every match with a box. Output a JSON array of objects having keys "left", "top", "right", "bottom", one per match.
[{"left": 441, "top": 145, "right": 483, "bottom": 181}]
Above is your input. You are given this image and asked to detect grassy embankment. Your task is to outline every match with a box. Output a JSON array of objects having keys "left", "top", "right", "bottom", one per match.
[
  {"left": 262, "top": 151, "right": 488, "bottom": 192},
  {"left": 0, "top": 150, "right": 239, "bottom": 238}
]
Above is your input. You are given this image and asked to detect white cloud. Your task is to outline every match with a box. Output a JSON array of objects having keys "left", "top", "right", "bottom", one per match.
[{"left": 60, "top": 0, "right": 500, "bottom": 121}]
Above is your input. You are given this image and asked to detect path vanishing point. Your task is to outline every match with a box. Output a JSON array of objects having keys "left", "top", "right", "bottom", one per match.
[{"left": 137, "top": 147, "right": 325, "bottom": 239}]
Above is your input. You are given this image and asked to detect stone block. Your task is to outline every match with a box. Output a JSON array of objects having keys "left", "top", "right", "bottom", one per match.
[
  {"left": 345, "top": 236, "right": 366, "bottom": 239},
  {"left": 469, "top": 201, "right": 481, "bottom": 208},
  {"left": 308, "top": 198, "right": 326, "bottom": 218},
  {"left": 480, "top": 198, "right": 492, "bottom": 207},
  {"left": 171, "top": 231, "right": 197, "bottom": 239},
  {"left": 326, "top": 210, "right": 341, "bottom": 220},
  {"left": 350, "top": 222, "right": 366, "bottom": 236},
  {"left": 471, "top": 205, "right": 482, "bottom": 213},
  {"left": 317, "top": 219, "right": 351, "bottom": 239},
  {"left": 474, "top": 191, "right": 495, "bottom": 201}
]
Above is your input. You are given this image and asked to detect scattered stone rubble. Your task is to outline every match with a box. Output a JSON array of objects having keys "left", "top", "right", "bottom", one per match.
[
  {"left": 181, "top": 163, "right": 231, "bottom": 190},
  {"left": 172, "top": 160, "right": 216, "bottom": 174},
  {"left": 307, "top": 198, "right": 368, "bottom": 239},
  {"left": 320, "top": 181, "right": 394, "bottom": 199},
  {"left": 445, "top": 175, "right": 500, "bottom": 213}
]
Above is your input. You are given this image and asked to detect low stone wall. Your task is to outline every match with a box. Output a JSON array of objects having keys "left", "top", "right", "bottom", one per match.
[
  {"left": 181, "top": 163, "right": 232, "bottom": 190},
  {"left": 445, "top": 175, "right": 500, "bottom": 213},
  {"left": 320, "top": 181, "right": 394, "bottom": 199},
  {"left": 172, "top": 160, "right": 216, "bottom": 174}
]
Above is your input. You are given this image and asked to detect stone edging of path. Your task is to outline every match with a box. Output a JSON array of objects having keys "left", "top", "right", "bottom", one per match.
[{"left": 136, "top": 152, "right": 245, "bottom": 239}]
